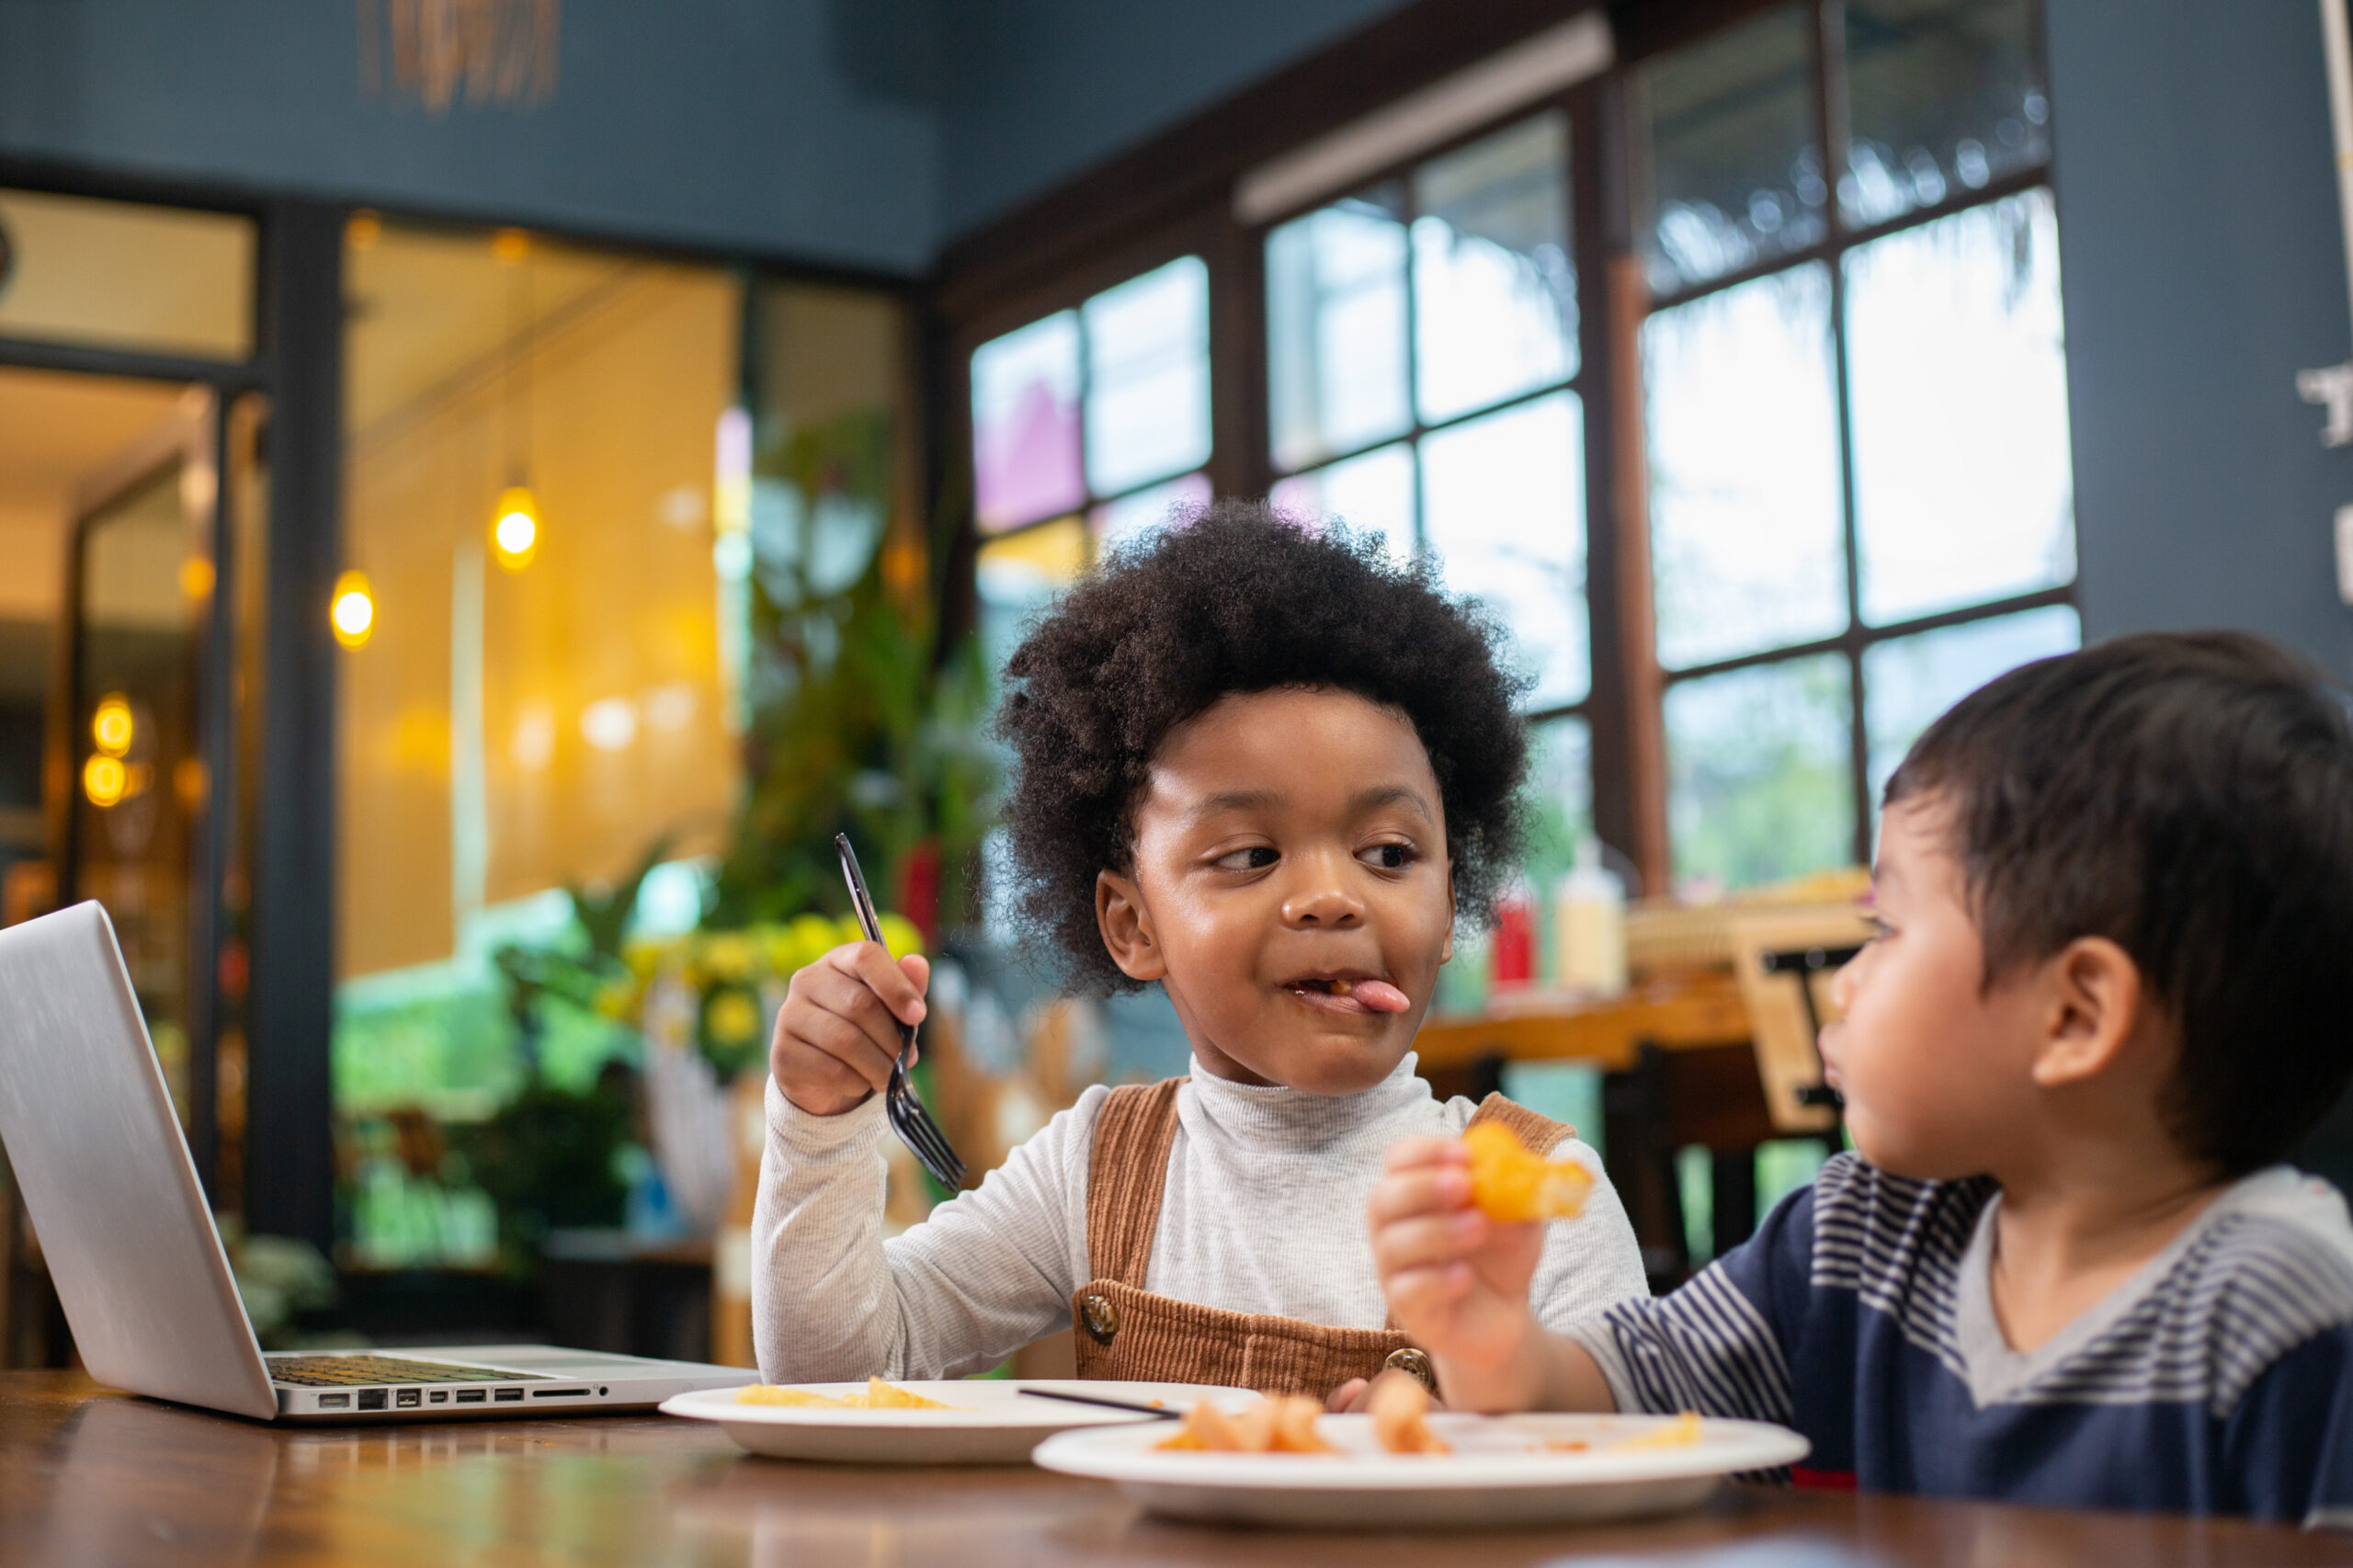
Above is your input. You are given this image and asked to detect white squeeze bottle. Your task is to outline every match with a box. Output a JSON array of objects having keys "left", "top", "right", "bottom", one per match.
[{"left": 1554, "top": 838, "right": 1628, "bottom": 997}]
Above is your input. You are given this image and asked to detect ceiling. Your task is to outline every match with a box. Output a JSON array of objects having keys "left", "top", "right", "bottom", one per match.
[{"left": 0, "top": 367, "right": 190, "bottom": 523}]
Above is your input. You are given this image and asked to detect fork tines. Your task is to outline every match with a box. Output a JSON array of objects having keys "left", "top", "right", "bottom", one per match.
[{"left": 888, "top": 1063, "right": 967, "bottom": 1189}]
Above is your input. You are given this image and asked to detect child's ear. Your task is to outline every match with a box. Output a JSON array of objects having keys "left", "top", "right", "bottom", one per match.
[
  {"left": 2029, "top": 936, "right": 2143, "bottom": 1089},
  {"left": 1096, "top": 869, "right": 1168, "bottom": 983}
]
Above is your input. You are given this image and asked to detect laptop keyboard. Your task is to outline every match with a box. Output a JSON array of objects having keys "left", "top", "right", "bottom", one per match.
[{"left": 267, "top": 1354, "right": 548, "bottom": 1387}]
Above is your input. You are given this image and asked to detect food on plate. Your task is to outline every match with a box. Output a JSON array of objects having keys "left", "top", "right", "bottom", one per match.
[
  {"left": 1609, "top": 1411, "right": 1702, "bottom": 1449},
  {"left": 1155, "top": 1394, "right": 1335, "bottom": 1453},
  {"left": 1462, "top": 1121, "right": 1594, "bottom": 1222},
  {"left": 733, "top": 1378, "right": 962, "bottom": 1410},
  {"left": 1368, "top": 1371, "right": 1449, "bottom": 1455},
  {"left": 735, "top": 1385, "right": 856, "bottom": 1408},
  {"left": 863, "top": 1376, "right": 958, "bottom": 1409}
]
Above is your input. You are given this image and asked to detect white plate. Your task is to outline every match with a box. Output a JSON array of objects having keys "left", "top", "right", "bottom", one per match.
[
  {"left": 1031, "top": 1411, "right": 1810, "bottom": 1529},
  {"left": 659, "top": 1380, "right": 1258, "bottom": 1466}
]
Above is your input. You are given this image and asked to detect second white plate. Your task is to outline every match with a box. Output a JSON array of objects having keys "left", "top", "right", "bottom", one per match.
[
  {"left": 1032, "top": 1411, "right": 1811, "bottom": 1528},
  {"left": 660, "top": 1380, "right": 1257, "bottom": 1465}
]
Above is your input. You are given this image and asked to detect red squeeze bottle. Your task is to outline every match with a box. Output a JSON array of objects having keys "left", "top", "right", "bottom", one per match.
[{"left": 1491, "top": 890, "right": 1536, "bottom": 990}]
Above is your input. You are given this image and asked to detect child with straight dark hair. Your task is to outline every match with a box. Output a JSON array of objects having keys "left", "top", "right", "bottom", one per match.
[{"left": 1369, "top": 631, "right": 2353, "bottom": 1521}]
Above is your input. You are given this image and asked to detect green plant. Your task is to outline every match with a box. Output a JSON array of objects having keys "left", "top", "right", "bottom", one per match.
[{"left": 711, "top": 406, "right": 999, "bottom": 933}]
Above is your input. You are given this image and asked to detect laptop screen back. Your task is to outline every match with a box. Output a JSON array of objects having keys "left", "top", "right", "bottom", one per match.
[{"left": 0, "top": 903, "right": 276, "bottom": 1417}]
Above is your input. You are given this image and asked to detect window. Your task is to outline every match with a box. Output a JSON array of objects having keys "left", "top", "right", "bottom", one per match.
[
  {"left": 939, "top": 0, "right": 2077, "bottom": 912},
  {"left": 970, "top": 256, "right": 1213, "bottom": 675},
  {"left": 1263, "top": 113, "right": 1593, "bottom": 879},
  {"left": 0, "top": 188, "right": 256, "bottom": 360},
  {"left": 1639, "top": 0, "right": 2075, "bottom": 893}
]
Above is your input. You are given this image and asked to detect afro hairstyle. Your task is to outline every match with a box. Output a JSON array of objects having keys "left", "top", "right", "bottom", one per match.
[{"left": 992, "top": 497, "right": 1530, "bottom": 994}]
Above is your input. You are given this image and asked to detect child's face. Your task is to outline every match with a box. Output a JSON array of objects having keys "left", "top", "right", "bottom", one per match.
[
  {"left": 1096, "top": 687, "right": 1454, "bottom": 1096},
  {"left": 1821, "top": 798, "right": 2047, "bottom": 1178}
]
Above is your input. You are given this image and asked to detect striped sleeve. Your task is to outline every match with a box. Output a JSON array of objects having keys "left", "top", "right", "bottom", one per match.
[{"left": 1562, "top": 1181, "right": 1811, "bottom": 1424}]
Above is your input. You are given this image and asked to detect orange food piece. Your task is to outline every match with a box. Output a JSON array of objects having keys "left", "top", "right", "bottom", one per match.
[
  {"left": 1154, "top": 1395, "right": 1335, "bottom": 1453},
  {"left": 735, "top": 1385, "right": 856, "bottom": 1407},
  {"left": 1463, "top": 1121, "right": 1593, "bottom": 1222},
  {"left": 733, "top": 1378, "right": 963, "bottom": 1410},
  {"left": 1609, "top": 1410, "right": 1703, "bottom": 1449},
  {"left": 1369, "top": 1371, "right": 1449, "bottom": 1455}
]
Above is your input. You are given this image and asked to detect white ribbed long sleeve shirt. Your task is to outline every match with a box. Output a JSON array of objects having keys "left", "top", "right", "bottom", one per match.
[{"left": 750, "top": 1051, "right": 1650, "bottom": 1383}]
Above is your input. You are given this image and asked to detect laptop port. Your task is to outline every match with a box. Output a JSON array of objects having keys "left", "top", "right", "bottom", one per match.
[
  {"left": 494, "top": 1388, "right": 524, "bottom": 1403},
  {"left": 357, "top": 1389, "right": 388, "bottom": 1411},
  {"left": 318, "top": 1392, "right": 350, "bottom": 1410},
  {"left": 454, "top": 1390, "right": 486, "bottom": 1404},
  {"left": 428, "top": 1391, "right": 448, "bottom": 1404},
  {"left": 529, "top": 1388, "right": 590, "bottom": 1398},
  {"left": 395, "top": 1389, "right": 421, "bottom": 1408}
]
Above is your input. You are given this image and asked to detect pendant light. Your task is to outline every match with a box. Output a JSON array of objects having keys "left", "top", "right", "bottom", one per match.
[{"left": 491, "top": 228, "right": 540, "bottom": 572}]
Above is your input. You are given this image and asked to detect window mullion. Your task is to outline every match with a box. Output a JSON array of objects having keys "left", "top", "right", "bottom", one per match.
[{"left": 1813, "top": 0, "right": 1873, "bottom": 868}]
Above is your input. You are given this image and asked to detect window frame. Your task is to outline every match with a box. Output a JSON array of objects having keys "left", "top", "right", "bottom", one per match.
[
  {"left": 933, "top": 0, "right": 2075, "bottom": 896},
  {"left": 1634, "top": 0, "right": 2072, "bottom": 881}
]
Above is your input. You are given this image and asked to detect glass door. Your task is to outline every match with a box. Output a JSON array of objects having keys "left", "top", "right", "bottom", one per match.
[{"left": 63, "top": 402, "right": 214, "bottom": 1124}]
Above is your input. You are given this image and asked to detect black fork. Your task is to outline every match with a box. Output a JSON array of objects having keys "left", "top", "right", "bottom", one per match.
[{"left": 835, "top": 834, "right": 967, "bottom": 1190}]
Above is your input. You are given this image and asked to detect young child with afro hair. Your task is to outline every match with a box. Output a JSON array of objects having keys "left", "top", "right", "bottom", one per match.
[{"left": 750, "top": 500, "right": 1647, "bottom": 1398}]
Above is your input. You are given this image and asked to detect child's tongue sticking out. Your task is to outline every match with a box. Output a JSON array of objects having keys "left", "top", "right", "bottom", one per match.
[
  {"left": 1346, "top": 978, "right": 1412, "bottom": 1013},
  {"left": 1290, "top": 976, "right": 1414, "bottom": 1016}
]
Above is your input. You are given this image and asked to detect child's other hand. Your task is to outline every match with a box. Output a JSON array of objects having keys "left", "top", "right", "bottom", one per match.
[
  {"left": 771, "top": 940, "right": 929, "bottom": 1117},
  {"left": 1368, "top": 1136, "right": 1546, "bottom": 1410}
]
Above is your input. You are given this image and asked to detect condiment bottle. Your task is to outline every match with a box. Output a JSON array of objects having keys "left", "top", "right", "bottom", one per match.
[
  {"left": 1555, "top": 839, "right": 1627, "bottom": 996},
  {"left": 1490, "top": 883, "right": 1537, "bottom": 991}
]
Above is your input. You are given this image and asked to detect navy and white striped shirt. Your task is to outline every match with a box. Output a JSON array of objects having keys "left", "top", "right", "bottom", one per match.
[{"left": 1564, "top": 1155, "right": 2353, "bottom": 1524}]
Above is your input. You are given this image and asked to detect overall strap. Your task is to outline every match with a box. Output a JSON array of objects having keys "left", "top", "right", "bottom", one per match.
[
  {"left": 1085, "top": 1077, "right": 1188, "bottom": 1286},
  {"left": 1463, "top": 1092, "right": 1574, "bottom": 1154}
]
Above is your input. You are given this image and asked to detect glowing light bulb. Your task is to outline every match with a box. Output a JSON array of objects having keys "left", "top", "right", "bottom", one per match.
[
  {"left": 492, "top": 486, "right": 540, "bottom": 570},
  {"left": 178, "top": 555, "right": 215, "bottom": 600},
  {"left": 91, "top": 695, "right": 134, "bottom": 757},
  {"left": 332, "top": 571, "right": 375, "bottom": 647},
  {"left": 83, "top": 754, "right": 126, "bottom": 809}
]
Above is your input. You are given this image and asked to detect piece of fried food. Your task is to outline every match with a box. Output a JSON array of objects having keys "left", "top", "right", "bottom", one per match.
[
  {"left": 1368, "top": 1370, "right": 1449, "bottom": 1455},
  {"left": 735, "top": 1385, "right": 858, "bottom": 1407},
  {"left": 1463, "top": 1121, "right": 1594, "bottom": 1222},
  {"left": 862, "top": 1376, "right": 957, "bottom": 1409},
  {"left": 1609, "top": 1410, "right": 1702, "bottom": 1449},
  {"left": 1154, "top": 1395, "right": 1335, "bottom": 1453}
]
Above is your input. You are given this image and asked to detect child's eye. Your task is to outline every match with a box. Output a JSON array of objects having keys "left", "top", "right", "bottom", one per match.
[
  {"left": 1358, "top": 842, "right": 1413, "bottom": 871},
  {"left": 1213, "top": 846, "right": 1279, "bottom": 871},
  {"left": 1861, "top": 912, "right": 1894, "bottom": 941}
]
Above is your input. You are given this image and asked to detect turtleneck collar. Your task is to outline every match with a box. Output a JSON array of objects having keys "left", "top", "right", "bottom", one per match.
[{"left": 1182, "top": 1051, "right": 1432, "bottom": 1150}]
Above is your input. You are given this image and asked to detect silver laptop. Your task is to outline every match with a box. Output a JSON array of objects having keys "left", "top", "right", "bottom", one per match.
[{"left": 0, "top": 902, "right": 756, "bottom": 1421}]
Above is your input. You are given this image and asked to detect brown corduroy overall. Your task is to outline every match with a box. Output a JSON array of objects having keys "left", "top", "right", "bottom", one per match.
[{"left": 1068, "top": 1077, "right": 1570, "bottom": 1398}]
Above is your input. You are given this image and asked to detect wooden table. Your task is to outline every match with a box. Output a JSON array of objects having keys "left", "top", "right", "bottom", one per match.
[{"left": 1, "top": 1374, "right": 2339, "bottom": 1567}]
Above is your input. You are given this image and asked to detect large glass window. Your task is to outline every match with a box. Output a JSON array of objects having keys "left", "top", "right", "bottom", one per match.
[
  {"left": 335, "top": 220, "right": 754, "bottom": 1261},
  {"left": 969, "top": 256, "right": 1213, "bottom": 677},
  {"left": 1265, "top": 111, "right": 1591, "bottom": 864},
  {"left": 1640, "top": 0, "right": 2074, "bottom": 892}
]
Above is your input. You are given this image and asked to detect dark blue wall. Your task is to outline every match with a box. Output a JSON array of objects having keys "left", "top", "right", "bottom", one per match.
[
  {"left": 0, "top": 0, "right": 938, "bottom": 273},
  {"left": 2047, "top": 0, "right": 2353, "bottom": 681},
  {"left": 2044, "top": 0, "right": 2353, "bottom": 1183},
  {"left": 933, "top": 0, "right": 1406, "bottom": 240}
]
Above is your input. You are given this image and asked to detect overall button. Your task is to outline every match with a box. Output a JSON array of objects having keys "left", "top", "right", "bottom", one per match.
[
  {"left": 1081, "top": 1293, "right": 1120, "bottom": 1344},
  {"left": 1384, "top": 1346, "right": 1436, "bottom": 1391}
]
